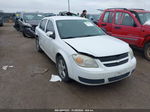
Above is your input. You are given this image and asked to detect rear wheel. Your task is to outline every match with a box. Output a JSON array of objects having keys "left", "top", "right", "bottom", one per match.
[
  {"left": 144, "top": 43, "right": 150, "bottom": 61},
  {"left": 56, "top": 56, "right": 70, "bottom": 82},
  {"left": 0, "top": 23, "right": 3, "bottom": 26}
]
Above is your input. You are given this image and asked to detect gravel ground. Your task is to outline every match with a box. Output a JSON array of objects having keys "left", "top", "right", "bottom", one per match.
[{"left": 0, "top": 23, "right": 150, "bottom": 109}]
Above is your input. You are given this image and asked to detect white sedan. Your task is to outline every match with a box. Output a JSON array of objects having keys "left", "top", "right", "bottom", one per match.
[{"left": 35, "top": 16, "right": 136, "bottom": 85}]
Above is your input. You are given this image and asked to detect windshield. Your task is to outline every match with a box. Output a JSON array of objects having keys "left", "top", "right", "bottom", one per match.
[
  {"left": 138, "top": 12, "right": 150, "bottom": 24},
  {"left": 56, "top": 20, "right": 105, "bottom": 39},
  {"left": 23, "top": 13, "right": 45, "bottom": 20}
]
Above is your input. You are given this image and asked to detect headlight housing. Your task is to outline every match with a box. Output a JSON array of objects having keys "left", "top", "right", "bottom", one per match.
[
  {"left": 72, "top": 54, "right": 98, "bottom": 68},
  {"left": 129, "top": 48, "right": 134, "bottom": 59}
]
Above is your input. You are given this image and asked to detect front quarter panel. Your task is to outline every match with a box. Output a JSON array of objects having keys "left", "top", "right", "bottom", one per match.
[{"left": 53, "top": 39, "right": 77, "bottom": 79}]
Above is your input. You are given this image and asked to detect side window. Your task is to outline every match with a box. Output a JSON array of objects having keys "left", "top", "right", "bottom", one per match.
[
  {"left": 108, "top": 12, "right": 114, "bottom": 23},
  {"left": 46, "top": 20, "right": 55, "bottom": 32},
  {"left": 121, "top": 13, "right": 134, "bottom": 26},
  {"left": 40, "top": 19, "right": 47, "bottom": 31},
  {"left": 115, "top": 12, "right": 123, "bottom": 24},
  {"left": 103, "top": 12, "right": 109, "bottom": 22},
  {"left": 115, "top": 12, "right": 135, "bottom": 26},
  {"left": 103, "top": 12, "right": 114, "bottom": 23}
]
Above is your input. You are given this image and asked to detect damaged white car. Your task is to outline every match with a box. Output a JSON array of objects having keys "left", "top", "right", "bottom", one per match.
[{"left": 35, "top": 16, "right": 136, "bottom": 85}]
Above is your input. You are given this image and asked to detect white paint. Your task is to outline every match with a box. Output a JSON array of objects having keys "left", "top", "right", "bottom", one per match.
[
  {"left": 84, "top": 21, "right": 94, "bottom": 27},
  {"left": 36, "top": 16, "right": 136, "bottom": 85},
  {"left": 64, "top": 35, "right": 129, "bottom": 57},
  {"left": 2, "top": 65, "right": 14, "bottom": 70},
  {"left": 144, "top": 20, "right": 150, "bottom": 25},
  {"left": 49, "top": 74, "right": 62, "bottom": 82}
]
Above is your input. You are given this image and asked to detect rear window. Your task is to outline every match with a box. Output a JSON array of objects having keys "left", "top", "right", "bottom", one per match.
[
  {"left": 115, "top": 12, "right": 123, "bottom": 24},
  {"left": 103, "top": 12, "right": 114, "bottom": 23},
  {"left": 103, "top": 12, "right": 109, "bottom": 22}
]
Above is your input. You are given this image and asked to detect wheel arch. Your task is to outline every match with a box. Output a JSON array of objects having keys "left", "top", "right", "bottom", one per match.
[
  {"left": 55, "top": 51, "right": 72, "bottom": 78},
  {"left": 143, "top": 36, "right": 150, "bottom": 47}
]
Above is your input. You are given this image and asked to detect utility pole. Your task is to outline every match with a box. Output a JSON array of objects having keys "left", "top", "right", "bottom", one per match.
[{"left": 68, "top": 0, "right": 70, "bottom": 12}]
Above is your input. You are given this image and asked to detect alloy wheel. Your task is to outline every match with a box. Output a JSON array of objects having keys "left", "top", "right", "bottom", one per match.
[{"left": 58, "top": 59, "right": 67, "bottom": 79}]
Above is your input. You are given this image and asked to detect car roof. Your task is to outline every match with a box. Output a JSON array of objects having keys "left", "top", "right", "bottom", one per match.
[
  {"left": 44, "top": 16, "right": 87, "bottom": 21},
  {"left": 105, "top": 8, "right": 150, "bottom": 13}
]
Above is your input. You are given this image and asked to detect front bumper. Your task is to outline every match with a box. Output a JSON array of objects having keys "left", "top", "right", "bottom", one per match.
[
  {"left": 23, "top": 26, "right": 36, "bottom": 37},
  {"left": 68, "top": 57, "right": 136, "bottom": 86}
]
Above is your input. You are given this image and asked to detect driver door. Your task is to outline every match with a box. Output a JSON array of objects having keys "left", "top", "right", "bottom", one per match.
[{"left": 112, "top": 12, "right": 141, "bottom": 45}]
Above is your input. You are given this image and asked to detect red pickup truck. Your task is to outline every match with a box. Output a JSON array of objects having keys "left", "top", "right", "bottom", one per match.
[{"left": 98, "top": 8, "right": 150, "bottom": 61}]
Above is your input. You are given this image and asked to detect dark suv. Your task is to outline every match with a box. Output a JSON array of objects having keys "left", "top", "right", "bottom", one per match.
[
  {"left": 0, "top": 12, "right": 4, "bottom": 26},
  {"left": 98, "top": 8, "right": 150, "bottom": 60}
]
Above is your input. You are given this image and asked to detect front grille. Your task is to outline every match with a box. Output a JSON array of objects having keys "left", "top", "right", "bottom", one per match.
[
  {"left": 108, "top": 72, "right": 130, "bottom": 82},
  {"left": 78, "top": 76, "right": 105, "bottom": 84},
  {"left": 99, "top": 53, "right": 129, "bottom": 67}
]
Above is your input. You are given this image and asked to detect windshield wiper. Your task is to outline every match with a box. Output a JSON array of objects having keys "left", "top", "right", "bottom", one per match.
[
  {"left": 62, "top": 34, "right": 104, "bottom": 39},
  {"left": 77, "top": 34, "right": 104, "bottom": 37},
  {"left": 62, "top": 36, "right": 79, "bottom": 39}
]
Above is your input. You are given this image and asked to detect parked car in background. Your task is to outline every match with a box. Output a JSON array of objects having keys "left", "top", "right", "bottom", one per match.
[
  {"left": 87, "top": 14, "right": 101, "bottom": 25},
  {"left": 14, "top": 12, "right": 21, "bottom": 31},
  {"left": 16, "top": 12, "right": 47, "bottom": 37},
  {"left": 98, "top": 8, "right": 150, "bottom": 61},
  {"left": 35, "top": 16, "right": 136, "bottom": 85},
  {"left": 59, "top": 11, "right": 78, "bottom": 16},
  {"left": 43, "top": 13, "right": 56, "bottom": 17},
  {"left": 0, "top": 11, "right": 4, "bottom": 26},
  {"left": 0, "top": 16, "right": 4, "bottom": 26}
]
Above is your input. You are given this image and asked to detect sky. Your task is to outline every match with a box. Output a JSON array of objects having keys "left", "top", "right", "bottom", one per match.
[{"left": 0, "top": 0, "right": 150, "bottom": 14}]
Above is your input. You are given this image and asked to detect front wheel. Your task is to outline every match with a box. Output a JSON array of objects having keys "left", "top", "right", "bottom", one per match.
[
  {"left": 56, "top": 56, "right": 70, "bottom": 82},
  {"left": 0, "top": 23, "right": 3, "bottom": 26},
  {"left": 144, "top": 43, "right": 150, "bottom": 61}
]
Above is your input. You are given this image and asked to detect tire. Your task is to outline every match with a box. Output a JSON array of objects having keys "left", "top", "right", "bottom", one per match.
[
  {"left": 144, "top": 43, "right": 150, "bottom": 61},
  {"left": 23, "top": 31, "right": 28, "bottom": 37},
  {"left": 0, "top": 23, "right": 3, "bottom": 27},
  {"left": 35, "top": 38, "right": 42, "bottom": 52},
  {"left": 22, "top": 29, "right": 32, "bottom": 38},
  {"left": 56, "top": 56, "right": 70, "bottom": 82}
]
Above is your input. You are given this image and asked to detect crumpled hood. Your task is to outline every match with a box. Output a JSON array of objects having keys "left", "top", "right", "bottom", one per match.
[
  {"left": 25, "top": 20, "right": 41, "bottom": 26},
  {"left": 64, "top": 35, "right": 130, "bottom": 57}
]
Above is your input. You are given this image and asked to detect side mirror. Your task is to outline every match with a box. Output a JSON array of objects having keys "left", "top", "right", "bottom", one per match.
[{"left": 46, "top": 31, "right": 55, "bottom": 39}]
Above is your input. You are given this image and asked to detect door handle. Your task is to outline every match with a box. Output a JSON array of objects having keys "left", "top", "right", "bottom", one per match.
[
  {"left": 101, "top": 24, "right": 107, "bottom": 26},
  {"left": 114, "top": 26, "right": 121, "bottom": 29}
]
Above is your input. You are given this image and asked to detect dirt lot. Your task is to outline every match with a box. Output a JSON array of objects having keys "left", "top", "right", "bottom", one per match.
[{"left": 0, "top": 23, "right": 150, "bottom": 109}]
